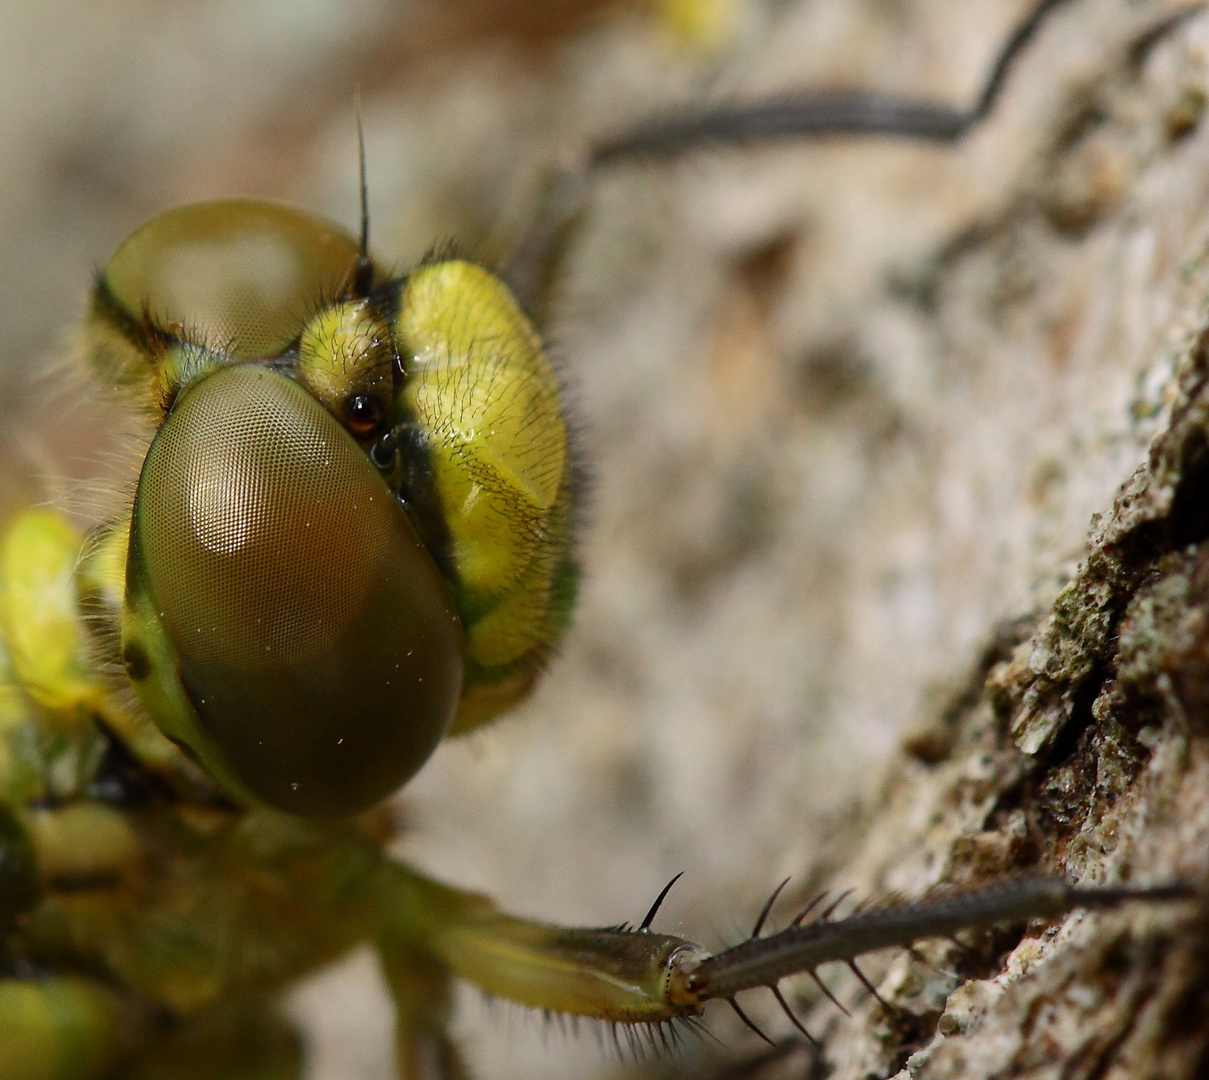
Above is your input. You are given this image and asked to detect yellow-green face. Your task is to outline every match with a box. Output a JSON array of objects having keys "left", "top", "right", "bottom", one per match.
[{"left": 87, "top": 200, "right": 577, "bottom": 818}]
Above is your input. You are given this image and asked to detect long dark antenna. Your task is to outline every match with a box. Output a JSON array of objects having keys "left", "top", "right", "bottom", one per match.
[
  {"left": 589, "top": 0, "right": 1072, "bottom": 165},
  {"left": 353, "top": 89, "right": 375, "bottom": 296}
]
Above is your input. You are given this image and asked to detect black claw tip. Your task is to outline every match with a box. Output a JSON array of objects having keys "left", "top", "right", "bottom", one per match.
[
  {"left": 771, "top": 984, "right": 819, "bottom": 1047},
  {"left": 791, "top": 891, "right": 828, "bottom": 927},
  {"left": 729, "top": 998, "right": 777, "bottom": 1047},
  {"left": 820, "top": 887, "right": 855, "bottom": 921},
  {"left": 809, "top": 969, "right": 850, "bottom": 1017},
  {"left": 847, "top": 959, "right": 892, "bottom": 1012},
  {"left": 639, "top": 871, "right": 686, "bottom": 931},
  {"left": 752, "top": 877, "right": 792, "bottom": 938}
]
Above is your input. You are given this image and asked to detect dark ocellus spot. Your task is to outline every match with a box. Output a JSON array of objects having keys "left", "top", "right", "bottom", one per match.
[
  {"left": 0, "top": 806, "right": 38, "bottom": 931},
  {"left": 88, "top": 724, "right": 177, "bottom": 807},
  {"left": 164, "top": 733, "right": 202, "bottom": 767},
  {"left": 122, "top": 641, "right": 151, "bottom": 681}
]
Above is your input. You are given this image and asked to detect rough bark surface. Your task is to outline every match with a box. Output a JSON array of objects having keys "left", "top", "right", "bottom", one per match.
[{"left": 2, "top": 1, "right": 1208, "bottom": 1079}]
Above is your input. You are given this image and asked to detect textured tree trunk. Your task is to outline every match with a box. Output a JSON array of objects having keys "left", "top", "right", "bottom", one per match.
[{"left": 656, "top": 1, "right": 1209, "bottom": 1075}]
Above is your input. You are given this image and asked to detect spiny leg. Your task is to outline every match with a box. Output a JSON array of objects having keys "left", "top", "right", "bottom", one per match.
[
  {"left": 590, "top": 0, "right": 1072, "bottom": 161},
  {"left": 376, "top": 860, "right": 1190, "bottom": 1035},
  {"left": 501, "top": 0, "right": 1077, "bottom": 311},
  {"left": 674, "top": 877, "right": 1194, "bottom": 1018}
]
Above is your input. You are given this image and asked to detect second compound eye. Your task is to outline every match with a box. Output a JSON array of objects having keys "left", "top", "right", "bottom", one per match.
[{"left": 346, "top": 394, "right": 385, "bottom": 435}]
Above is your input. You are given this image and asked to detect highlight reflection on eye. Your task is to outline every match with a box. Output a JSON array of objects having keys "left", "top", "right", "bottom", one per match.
[{"left": 187, "top": 472, "right": 260, "bottom": 555}]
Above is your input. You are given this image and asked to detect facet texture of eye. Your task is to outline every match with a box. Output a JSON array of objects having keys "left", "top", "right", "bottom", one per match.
[
  {"left": 105, "top": 201, "right": 361, "bottom": 358},
  {"left": 124, "top": 364, "right": 464, "bottom": 817},
  {"left": 88, "top": 200, "right": 365, "bottom": 412}
]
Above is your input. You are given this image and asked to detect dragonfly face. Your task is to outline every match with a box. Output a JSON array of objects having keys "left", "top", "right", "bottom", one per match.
[{"left": 84, "top": 200, "right": 576, "bottom": 816}]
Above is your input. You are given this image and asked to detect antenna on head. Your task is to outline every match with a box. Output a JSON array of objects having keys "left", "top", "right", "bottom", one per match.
[{"left": 353, "top": 88, "right": 375, "bottom": 297}]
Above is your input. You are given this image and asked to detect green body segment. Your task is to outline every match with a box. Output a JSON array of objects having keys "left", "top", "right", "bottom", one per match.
[
  {"left": 0, "top": 509, "right": 707, "bottom": 1076},
  {"left": 395, "top": 261, "right": 578, "bottom": 733},
  {"left": 0, "top": 200, "right": 699, "bottom": 1078},
  {"left": 0, "top": 978, "right": 139, "bottom": 1080}
]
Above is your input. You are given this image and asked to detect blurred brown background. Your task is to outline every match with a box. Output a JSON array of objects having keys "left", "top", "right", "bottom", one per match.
[{"left": 4, "top": 1, "right": 1203, "bottom": 1078}]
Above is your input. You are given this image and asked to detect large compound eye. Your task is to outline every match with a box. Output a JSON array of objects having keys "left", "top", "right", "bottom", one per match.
[
  {"left": 104, "top": 200, "right": 362, "bottom": 358},
  {"left": 122, "top": 364, "right": 464, "bottom": 817},
  {"left": 89, "top": 200, "right": 366, "bottom": 410}
]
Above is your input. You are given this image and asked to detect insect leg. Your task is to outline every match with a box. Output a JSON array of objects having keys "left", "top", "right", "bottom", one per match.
[
  {"left": 669, "top": 877, "right": 1194, "bottom": 1007},
  {"left": 502, "top": 0, "right": 1072, "bottom": 316},
  {"left": 377, "top": 866, "right": 1190, "bottom": 1031},
  {"left": 589, "top": 0, "right": 1072, "bottom": 163},
  {"left": 376, "top": 863, "right": 708, "bottom": 1025},
  {"left": 378, "top": 939, "right": 471, "bottom": 1080}
]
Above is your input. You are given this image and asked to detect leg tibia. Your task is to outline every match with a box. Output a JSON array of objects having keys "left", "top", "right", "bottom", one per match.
[
  {"left": 377, "top": 867, "right": 1191, "bottom": 1030},
  {"left": 379, "top": 866, "right": 707, "bottom": 1024},
  {"left": 379, "top": 944, "right": 470, "bottom": 1080}
]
